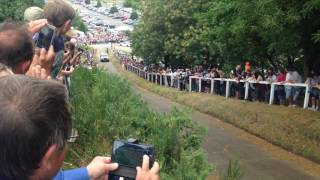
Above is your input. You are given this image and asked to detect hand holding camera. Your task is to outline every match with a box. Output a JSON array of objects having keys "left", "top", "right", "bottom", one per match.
[{"left": 109, "top": 139, "right": 160, "bottom": 180}]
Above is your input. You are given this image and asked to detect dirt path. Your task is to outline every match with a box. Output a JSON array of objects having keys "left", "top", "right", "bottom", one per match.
[{"left": 97, "top": 50, "right": 320, "bottom": 180}]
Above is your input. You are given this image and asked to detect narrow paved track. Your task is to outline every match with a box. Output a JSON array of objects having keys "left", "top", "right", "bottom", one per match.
[{"left": 98, "top": 59, "right": 320, "bottom": 180}]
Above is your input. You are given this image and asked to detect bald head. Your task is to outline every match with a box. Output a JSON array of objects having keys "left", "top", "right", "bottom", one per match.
[{"left": 0, "top": 22, "right": 34, "bottom": 71}]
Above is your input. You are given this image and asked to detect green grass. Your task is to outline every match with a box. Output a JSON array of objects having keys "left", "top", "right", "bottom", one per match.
[
  {"left": 223, "top": 160, "right": 244, "bottom": 180},
  {"left": 111, "top": 56, "right": 320, "bottom": 164},
  {"left": 65, "top": 67, "right": 213, "bottom": 179}
]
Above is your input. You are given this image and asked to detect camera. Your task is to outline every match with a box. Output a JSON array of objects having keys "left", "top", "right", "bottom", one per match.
[
  {"left": 35, "top": 24, "right": 56, "bottom": 50},
  {"left": 110, "top": 139, "right": 155, "bottom": 179}
]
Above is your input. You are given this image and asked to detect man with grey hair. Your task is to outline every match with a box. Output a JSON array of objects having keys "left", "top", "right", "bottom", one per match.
[
  {"left": 0, "top": 75, "right": 160, "bottom": 180},
  {"left": 24, "top": 6, "right": 45, "bottom": 22}
]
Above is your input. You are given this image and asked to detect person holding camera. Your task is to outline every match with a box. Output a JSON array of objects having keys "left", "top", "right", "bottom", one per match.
[
  {"left": 0, "top": 21, "right": 54, "bottom": 79},
  {"left": 0, "top": 75, "right": 160, "bottom": 180},
  {"left": 43, "top": 0, "right": 76, "bottom": 79}
]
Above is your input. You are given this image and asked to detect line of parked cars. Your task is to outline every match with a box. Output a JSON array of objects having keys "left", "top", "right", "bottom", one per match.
[{"left": 73, "top": 0, "right": 139, "bottom": 26}]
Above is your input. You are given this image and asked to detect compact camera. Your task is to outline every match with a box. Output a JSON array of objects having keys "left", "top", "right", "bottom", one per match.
[
  {"left": 35, "top": 24, "right": 55, "bottom": 50},
  {"left": 110, "top": 139, "right": 155, "bottom": 179}
]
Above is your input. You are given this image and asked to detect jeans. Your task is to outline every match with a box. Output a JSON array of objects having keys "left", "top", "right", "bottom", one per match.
[{"left": 285, "top": 86, "right": 301, "bottom": 101}]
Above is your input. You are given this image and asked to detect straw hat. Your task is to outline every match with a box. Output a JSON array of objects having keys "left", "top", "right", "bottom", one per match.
[{"left": 24, "top": 7, "right": 45, "bottom": 22}]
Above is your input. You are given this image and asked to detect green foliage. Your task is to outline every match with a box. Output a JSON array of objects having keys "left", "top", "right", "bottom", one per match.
[
  {"left": 96, "top": 0, "right": 102, "bottom": 8},
  {"left": 109, "top": 6, "right": 118, "bottom": 14},
  {"left": 131, "top": 0, "right": 320, "bottom": 74},
  {"left": 72, "top": 13, "right": 88, "bottom": 33},
  {"left": 0, "top": 0, "right": 44, "bottom": 22},
  {"left": 67, "top": 67, "right": 213, "bottom": 178},
  {"left": 123, "top": 0, "right": 139, "bottom": 9},
  {"left": 130, "top": 11, "right": 139, "bottom": 20},
  {"left": 223, "top": 160, "right": 244, "bottom": 180}
]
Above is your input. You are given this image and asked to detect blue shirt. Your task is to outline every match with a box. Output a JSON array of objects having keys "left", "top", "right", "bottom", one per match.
[
  {"left": 0, "top": 168, "right": 88, "bottom": 180},
  {"left": 51, "top": 33, "right": 65, "bottom": 79},
  {"left": 53, "top": 168, "right": 89, "bottom": 180}
]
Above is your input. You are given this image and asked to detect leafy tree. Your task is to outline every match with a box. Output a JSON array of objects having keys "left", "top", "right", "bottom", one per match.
[
  {"left": 109, "top": 6, "right": 118, "bottom": 14},
  {"left": 72, "top": 13, "right": 88, "bottom": 33},
  {"left": 124, "top": 0, "right": 133, "bottom": 7},
  {"left": 0, "top": 0, "right": 44, "bottom": 22},
  {"left": 131, "top": 0, "right": 320, "bottom": 75},
  {"left": 130, "top": 11, "right": 138, "bottom": 20},
  {"left": 123, "top": 0, "right": 139, "bottom": 9}
]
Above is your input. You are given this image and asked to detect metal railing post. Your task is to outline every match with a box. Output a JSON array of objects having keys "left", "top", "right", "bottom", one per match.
[
  {"left": 198, "top": 78, "right": 201, "bottom": 92},
  {"left": 244, "top": 81, "right": 249, "bottom": 100},
  {"left": 269, "top": 84, "right": 275, "bottom": 105},
  {"left": 303, "top": 85, "right": 311, "bottom": 109},
  {"left": 189, "top": 77, "right": 192, "bottom": 92},
  {"left": 226, "top": 80, "right": 230, "bottom": 98},
  {"left": 211, "top": 79, "right": 214, "bottom": 94}
]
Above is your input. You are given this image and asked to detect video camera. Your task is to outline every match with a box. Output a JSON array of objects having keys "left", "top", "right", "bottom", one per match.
[{"left": 110, "top": 139, "right": 155, "bottom": 179}]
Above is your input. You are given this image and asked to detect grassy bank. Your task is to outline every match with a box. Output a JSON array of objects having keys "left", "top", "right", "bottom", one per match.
[
  {"left": 111, "top": 57, "right": 320, "bottom": 164},
  {"left": 65, "top": 67, "right": 212, "bottom": 179}
]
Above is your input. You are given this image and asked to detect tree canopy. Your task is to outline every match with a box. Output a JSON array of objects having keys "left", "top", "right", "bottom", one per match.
[
  {"left": 0, "top": 0, "right": 44, "bottom": 22},
  {"left": 131, "top": 0, "right": 320, "bottom": 75}
]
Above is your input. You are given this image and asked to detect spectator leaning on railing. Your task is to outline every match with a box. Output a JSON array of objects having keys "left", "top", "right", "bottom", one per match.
[
  {"left": 285, "top": 66, "right": 302, "bottom": 107},
  {"left": 306, "top": 70, "right": 320, "bottom": 111}
]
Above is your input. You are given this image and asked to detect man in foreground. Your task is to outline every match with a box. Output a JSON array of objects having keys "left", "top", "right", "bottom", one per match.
[{"left": 0, "top": 75, "right": 160, "bottom": 180}]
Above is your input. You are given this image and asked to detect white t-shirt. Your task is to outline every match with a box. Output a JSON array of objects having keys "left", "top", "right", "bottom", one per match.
[
  {"left": 266, "top": 75, "right": 277, "bottom": 82},
  {"left": 286, "top": 71, "right": 302, "bottom": 83}
]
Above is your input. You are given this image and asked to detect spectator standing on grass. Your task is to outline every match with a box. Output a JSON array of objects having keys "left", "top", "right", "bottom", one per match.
[
  {"left": 232, "top": 65, "right": 244, "bottom": 99},
  {"left": 276, "top": 69, "right": 287, "bottom": 105},
  {"left": 44, "top": 0, "right": 75, "bottom": 79},
  {"left": 265, "top": 68, "right": 277, "bottom": 102},
  {"left": 305, "top": 71, "right": 320, "bottom": 111},
  {"left": 285, "top": 66, "right": 302, "bottom": 107},
  {"left": 0, "top": 75, "right": 160, "bottom": 180}
]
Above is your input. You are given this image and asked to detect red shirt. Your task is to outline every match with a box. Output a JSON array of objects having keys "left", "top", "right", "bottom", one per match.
[{"left": 277, "top": 73, "right": 286, "bottom": 82}]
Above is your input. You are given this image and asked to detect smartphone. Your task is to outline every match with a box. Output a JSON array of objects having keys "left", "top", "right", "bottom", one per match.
[
  {"left": 110, "top": 140, "right": 155, "bottom": 179},
  {"left": 35, "top": 24, "right": 56, "bottom": 50}
]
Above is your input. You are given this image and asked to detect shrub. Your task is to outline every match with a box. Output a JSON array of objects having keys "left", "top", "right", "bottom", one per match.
[
  {"left": 130, "top": 11, "right": 139, "bottom": 20},
  {"left": 110, "top": 6, "right": 118, "bottom": 14},
  {"left": 66, "top": 67, "right": 213, "bottom": 179}
]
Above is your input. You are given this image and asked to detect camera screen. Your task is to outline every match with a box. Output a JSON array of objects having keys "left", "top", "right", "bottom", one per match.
[
  {"left": 112, "top": 141, "right": 152, "bottom": 168},
  {"left": 112, "top": 141, "right": 154, "bottom": 169}
]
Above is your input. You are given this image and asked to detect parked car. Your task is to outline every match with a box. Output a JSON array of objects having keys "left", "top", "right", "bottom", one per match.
[{"left": 119, "top": 41, "right": 131, "bottom": 47}]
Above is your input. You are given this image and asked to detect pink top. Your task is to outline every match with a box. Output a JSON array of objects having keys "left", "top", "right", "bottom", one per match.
[{"left": 277, "top": 73, "right": 286, "bottom": 82}]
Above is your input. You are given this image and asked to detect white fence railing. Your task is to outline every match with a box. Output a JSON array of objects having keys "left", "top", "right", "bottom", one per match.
[{"left": 125, "top": 64, "right": 311, "bottom": 109}]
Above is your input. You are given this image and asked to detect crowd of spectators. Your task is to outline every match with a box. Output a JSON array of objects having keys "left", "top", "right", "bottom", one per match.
[
  {"left": 116, "top": 51, "right": 320, "bottom": 111},
  {"left": 77, "top": 30, "right": 127, "bottom": 44},
  {"left": 0, "top": 0, "right": 160, "bottom": 179}
]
